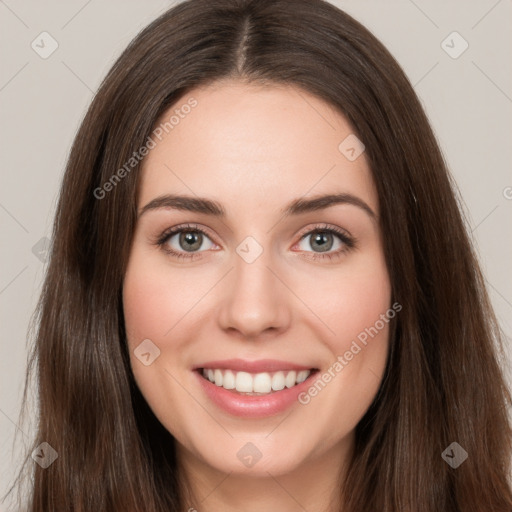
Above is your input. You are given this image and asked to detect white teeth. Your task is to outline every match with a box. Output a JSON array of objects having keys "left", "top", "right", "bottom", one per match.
[
  {"left": 201, "top": 368, "right": 312, "bottom": 394},
  {"left": 271, "top": 371, "right": 285, "bottom": 391},
  {"left": 296, "top": 370, "right": 309, "bottom": 383},
  {"left": 223, "top": 370, "right": 235, "bottom": 389},
  {"left": 285, "top": 371, "right": 297, "bottom": 388},
  {"left": 253, "top": 373, "right": 272, "bottom": 393},
  {"left": 235, "top": 371, "right": 253, "bottom": 392}
]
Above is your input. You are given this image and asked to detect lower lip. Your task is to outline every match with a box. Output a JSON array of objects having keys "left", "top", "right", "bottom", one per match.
[{"left": 194, "top": 370, "right": 317, "bottom": 418}]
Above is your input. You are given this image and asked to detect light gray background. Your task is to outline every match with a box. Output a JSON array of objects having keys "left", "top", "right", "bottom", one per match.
[{"left": 1, "top": 0, "right": 511, "bottom": 507}]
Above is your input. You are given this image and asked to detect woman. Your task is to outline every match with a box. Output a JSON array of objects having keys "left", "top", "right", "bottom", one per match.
[{"left": 9, "top": 0, "right": 512, "bottom": 510}]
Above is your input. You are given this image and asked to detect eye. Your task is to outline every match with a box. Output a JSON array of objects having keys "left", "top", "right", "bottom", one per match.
[
  {"left": 294, "top": 224, "right": 355, "bottom": 261},
  {"left": 154, "top": 222, "right": 356, "bottom": 262},
  {"left": 156, "top": 223, "right": 217, "bottom": 260}
]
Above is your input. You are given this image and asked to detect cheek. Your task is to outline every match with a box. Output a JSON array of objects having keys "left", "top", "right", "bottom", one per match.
[
  {"left": 293, "top": 252, "right": 392, "bottom": 436},
  {"left": 123, "top": 275, "right": 167, "bottom": 344},
  {"left": 299, "top": 251, "right": 392, "bottom": 355},
  {"left": 293, "top": 249, "right": 392, "bottom": 417},
  {"left": 122, "top": 253, "right": 198, "bottom": 435},
  {"left": 123, "top": 253, "right": 202, "bottom": 343}
]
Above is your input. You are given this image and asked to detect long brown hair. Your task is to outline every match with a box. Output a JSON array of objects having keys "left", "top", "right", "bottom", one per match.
[{"left": 7, "top": 0, "right": 512, "bottom": 510}]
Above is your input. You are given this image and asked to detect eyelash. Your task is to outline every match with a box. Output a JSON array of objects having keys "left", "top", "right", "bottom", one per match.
[{"left": 154, "top": 222, "right": 356, "bottom": 262}]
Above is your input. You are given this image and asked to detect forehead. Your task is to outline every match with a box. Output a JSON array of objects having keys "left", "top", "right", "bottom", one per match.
[{"left": 139, "top": 80, "right": 378, "bottom": 217}]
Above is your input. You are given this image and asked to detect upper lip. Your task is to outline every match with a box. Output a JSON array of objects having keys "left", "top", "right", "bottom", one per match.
[{"left": 194, "top": 358, "right": 316, "bottom": 373}]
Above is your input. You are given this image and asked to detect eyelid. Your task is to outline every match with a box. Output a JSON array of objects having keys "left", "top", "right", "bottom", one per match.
[
  {"left": 156, "top": 222, "right": 218, "bottom": 246},
  {"left": 293, "top": 222, "right": 353, "bottom": 243}
]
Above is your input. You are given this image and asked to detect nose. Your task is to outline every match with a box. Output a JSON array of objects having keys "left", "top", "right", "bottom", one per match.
[{"left": 217, "top": 248, "right": 292, "bottom": 340}]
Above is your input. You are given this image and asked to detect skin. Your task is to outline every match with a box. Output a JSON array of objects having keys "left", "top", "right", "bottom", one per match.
[{"left": 123, "top": 80, "right": 392, "bottom": 512}]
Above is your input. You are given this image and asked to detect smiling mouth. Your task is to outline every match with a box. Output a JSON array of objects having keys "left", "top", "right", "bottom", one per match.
[{"left": 198, "top": 368, "right": 318, "bottom": 395}]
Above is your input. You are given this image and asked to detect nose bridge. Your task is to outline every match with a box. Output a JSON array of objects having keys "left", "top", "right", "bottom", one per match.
[{"left": 217, "top": 237, "right": 291, "bottom": 337}]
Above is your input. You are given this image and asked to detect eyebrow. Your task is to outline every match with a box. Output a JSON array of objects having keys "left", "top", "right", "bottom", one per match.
[{"left": 138, "top": 193, "right": 376, "bottom": 220}]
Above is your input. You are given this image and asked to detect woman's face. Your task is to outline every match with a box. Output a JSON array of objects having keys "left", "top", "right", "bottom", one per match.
[{"left": 123, "top": 80, "right": 392, "bottom": 478}]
